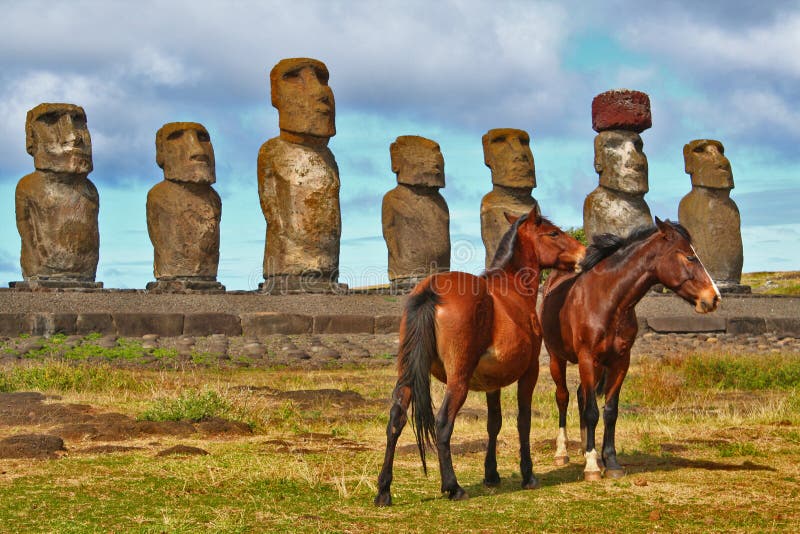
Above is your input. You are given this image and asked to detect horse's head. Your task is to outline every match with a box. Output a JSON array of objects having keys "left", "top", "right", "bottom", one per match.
[
  {"left": 652, "top": 217, "right": 721, "bottom": 313},
  {"left": 507, "top": 209, "right": 586, "bottom": 272}
]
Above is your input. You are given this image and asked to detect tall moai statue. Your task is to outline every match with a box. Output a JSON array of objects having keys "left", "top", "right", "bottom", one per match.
[
  {"left": 382, "top": 135, "right": 450, "bottom": 291},
  {"left": 679, "top": 139, "right": 749, "bottom": 293},
  {"left": 12, "top": 103, "right": 102, "bottom": 289},
  {"left": 583, "top": 89, "right": 653, "bottom": 243},
  {"left": 480, "top": 128, "right": 539, "bottom": 267},
  {"left": 146, "top": 122, "right": 224, "bottom": 292},
  {"left": 257, "top": 57, "right": 344, "bottom": 293}
]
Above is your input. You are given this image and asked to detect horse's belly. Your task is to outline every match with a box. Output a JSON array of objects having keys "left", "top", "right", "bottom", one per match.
[{"left": 468, "top": 346, "right": 534, "bottom": 391}]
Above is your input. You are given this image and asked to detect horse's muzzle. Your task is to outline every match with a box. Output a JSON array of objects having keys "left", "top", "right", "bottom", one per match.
[{"left": 695, "top": 292, "right": 720, "bottom": 314}]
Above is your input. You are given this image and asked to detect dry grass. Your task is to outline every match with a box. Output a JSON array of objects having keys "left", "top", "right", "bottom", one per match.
[{"left": 0, "top": 353, "right": 798, "bottom": 532}]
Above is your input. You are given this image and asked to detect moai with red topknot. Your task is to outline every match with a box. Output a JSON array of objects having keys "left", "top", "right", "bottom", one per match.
[{"left": 583, "top": 90, "right": 653, "bottom": 243}]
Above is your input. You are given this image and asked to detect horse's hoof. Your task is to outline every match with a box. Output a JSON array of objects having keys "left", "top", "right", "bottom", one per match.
[
  {"left": 374, "top": 492, "right": 392, "bottom": 507},
  {"left": 483, "top": 475, "right": 501, "bottom": 487},
  {"left": 522, "top": 477, "right": 541, "bottom": 490},
  {"left": 554, "top": 455, "right": 570, "bottom": 466},
  {"left": 604, "top": 468, "right": 625, "bottom": 479},
  {"left": 584, "top": 470, "right": 602, "bottom": 482},
  {"left": 448, "top": 487, "right": 469, "bottom": 501}
]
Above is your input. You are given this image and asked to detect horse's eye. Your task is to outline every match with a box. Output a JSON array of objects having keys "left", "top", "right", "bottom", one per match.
[
  {"left": 686, "top": 255, "right": 698, "bottom": 263},
  {"left": 548, "top": 231, "right": 559, "bottom": 237}
]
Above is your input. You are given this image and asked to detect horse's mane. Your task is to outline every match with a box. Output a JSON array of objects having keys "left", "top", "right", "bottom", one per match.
[
  {"left": 579, "top": 220, "right": 691, "bottom": 272},
  {"left": 483, "top": 213, "right": 554, "bottom": 275}
]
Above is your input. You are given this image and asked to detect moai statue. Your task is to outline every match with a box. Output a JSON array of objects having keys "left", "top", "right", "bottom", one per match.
[
  {"left": 480, "top": 128, "right": 539, "bottom": 267},
  {"left": 12, "top": 103, "right": 102, "bottom": 289},
  {"left": 146, "top": 122, "right": 224, "bottom": 292},
  {"left": 679, "top": 139, "right": 749, "bottom": 293},
  {"left": 257, "top": 57, "right": 344, "bottom": 293},
  {"left": 382, "top": 135, "right": 450, "bottom": 291},
  {"left": 583, "top": 89, "right": 653, "bottom": 243}
]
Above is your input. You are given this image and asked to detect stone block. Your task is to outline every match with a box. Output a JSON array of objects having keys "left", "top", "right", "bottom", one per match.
[
  {"left": 646, "top": 315, "right": 726, "bottom": 333},
  {"left": 375, "top": 315, "right": 402, "bottom": 334},
  {"left": 592, "top": 89, "right": 651, "bottom": 133},
  {"left": 313, "top": 315, "right": 374, "bottom": 334},
  {"left": 76, "top": 313, "right": 115, "bottom": 335},
  {"left": 241, "top": 313, "right": 312, "bottom": 336},
  {"left": 0, "top": 314, "right": 28, "bottom": 336},
  {"left": 26, "top": 313, "right": 77, "bottom": 336},
  {"left": 113, "top": 313, "right": 184, "bottom": 337},
  {"left": 726, "top": 317, "right": 767, "bottom": 336},
  {"left": 766, "top": 318, "right": 800, "bottom": 337},
  {"left": 184, "top": 313, "right": 242, "bottom": 336}
]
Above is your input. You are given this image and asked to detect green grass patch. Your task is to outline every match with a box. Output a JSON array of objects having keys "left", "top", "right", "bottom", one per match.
[
  {"left": 139, "top": 389, "right": 235, "bottom": 422},
  {"left": 717, "top": 441, "right": 764, "bottom": 457},
  {"left": 0, "top": 362, "right": 146, "bottom": 393},
  {"left": 683, "top": 353, "right": 800, "bottom": 390}
]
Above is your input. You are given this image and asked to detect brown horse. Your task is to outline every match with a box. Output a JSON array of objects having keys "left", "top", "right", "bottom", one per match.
[
  {"left": 374, "top": 209, "right": 586, "bottom": 506},
  {"left": 541, "top": 217, "right": 720, "bottom": 481}
]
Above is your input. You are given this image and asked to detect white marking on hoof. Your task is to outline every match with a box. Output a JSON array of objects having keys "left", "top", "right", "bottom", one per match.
[
  {"left": 554, "top": 427, "right": 569, "bottom": 465},
  {"left": 584, "top": 449, "right": 602, "bottom": 481}
]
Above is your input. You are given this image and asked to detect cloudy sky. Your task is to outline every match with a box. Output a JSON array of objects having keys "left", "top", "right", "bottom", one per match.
[{"left": 1, "top": 0, "right": 798, "bottom": 289}]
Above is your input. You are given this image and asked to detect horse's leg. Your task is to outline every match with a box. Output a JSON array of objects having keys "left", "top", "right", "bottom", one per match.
[
  {"left": 550, "top": 355, "right": 570, "bottom": 466},
  {"left": 601, "top": 353, "right": 630, "bottom": 479},
  {"left": 517, "top": 364, "right": 541, "bottom": 489},
  {"left": 374, "top": 384, "right": 411, "bottom": 506},
  {"left": 436, "top": 382, "right": 470, "bottom": 500},
  {"left": 483, "top": 389, "right": 502, "bottom": 487},
  {"left": 578, "top": 356, "right": 603, "bottom": 481},
  {"left": 576, "top": 384, "right": 586, "bottom": 454}
]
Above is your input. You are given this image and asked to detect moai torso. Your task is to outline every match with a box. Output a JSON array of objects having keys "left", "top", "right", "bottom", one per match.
[
  {"left": 678, "top": 139, "right": 744, "bottom": 288},
  {"left": 15, "top": 103, "right": 100, "bottom": 283},
  {"left": 258, "top": 58, "right": 341, "bottom": 287},
  {"left": 480, "top": 128, "right": 538, "bottom": 267},
  {"left": 258, "top": 137, "right": 341, "bottom": 277},
  {"left": 382, "top": 136, "right": 449, "bottom": 285},
  {"left": 146, "top": 122, "right": 222, "bottom": 282},
  {"left": 480, "top": 188, "right": 538, "bottom": 267},
  {"left": 583, "top": 90, "right": 653, "bottom": 243}
]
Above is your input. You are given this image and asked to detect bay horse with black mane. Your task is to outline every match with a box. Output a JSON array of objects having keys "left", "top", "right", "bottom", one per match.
[
  {"left": 374, "top": 208, "right": 585, "bottom": 506},
  {"left": 541, "top": 217, "right": 720, "bottom": 481}
]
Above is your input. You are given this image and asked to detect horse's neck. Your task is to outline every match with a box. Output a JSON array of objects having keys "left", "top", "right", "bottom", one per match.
[
  {"left": 594, "top": 238, "right": 660, "bottom": 315},
  {"left": 505, "top": 262, "right": 541, "bottom": 296}
]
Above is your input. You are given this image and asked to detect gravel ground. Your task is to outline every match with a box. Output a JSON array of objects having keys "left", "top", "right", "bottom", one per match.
[
  {"left": 1, "top": 290, "right": 797, "bottom": 319},
  {"left": 1, "top": 330, "right": 798, "bottom": 372}
]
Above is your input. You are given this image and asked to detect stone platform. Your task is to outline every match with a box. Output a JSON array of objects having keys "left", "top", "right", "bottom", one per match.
[{"left": 0, "top": 289, "right": 797, "bottom": 338}]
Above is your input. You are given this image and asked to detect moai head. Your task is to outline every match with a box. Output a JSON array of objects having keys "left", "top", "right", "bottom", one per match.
[
  {"left": 684, "top": 139, "right": 733, "bottom": 189},
  {"left": 390, "top": 135, "right": 445, "bottom": 188},
  {"left": 270, "top": 57, "right": 335, "bottom": 142},
  {"left": 156, "top": 122, "right": 216, "bottom": 184},
  {"left": 482, "top": 128, "right": 536, "bottom": 188},
  {"left": 26, "top": 103, "right": 93, "bottom": 174},
  {"left": 594, "top": 130, "right": 648, "bottom": 194}
]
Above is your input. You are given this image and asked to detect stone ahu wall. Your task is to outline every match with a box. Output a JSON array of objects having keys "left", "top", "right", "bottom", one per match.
[{"left": 10, "top": 81, "right": 748, "bottom": 297}]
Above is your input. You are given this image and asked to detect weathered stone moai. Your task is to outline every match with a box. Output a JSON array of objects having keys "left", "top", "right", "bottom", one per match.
[
  {"left": 480, "top": 128, "right": 539, "bottom": 267},
  {"left": 583, "top": 89, "right": 653, "bottom": 243},
  {"left": 12, "top": 103, "right": 102, "bottom": 289},
  {"left": 382, "top": 135, "right": 450, "bottom": 290},
  {"left": 257, "top": 57, "right": 344, "bottom": 293},
  {"left": 679, "top": 139, "right": 749, "bottom": 293},
  {"left": 146, "top": 122, "right": 224, "bottom": 292}
]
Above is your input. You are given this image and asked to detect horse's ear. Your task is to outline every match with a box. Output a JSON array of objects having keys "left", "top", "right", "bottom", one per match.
[
  {"left": 655, "top": 217, "right": 668, "bottom": 232},
  {"left": 504, "top": 212, "right": 519, "bottom": 225}
]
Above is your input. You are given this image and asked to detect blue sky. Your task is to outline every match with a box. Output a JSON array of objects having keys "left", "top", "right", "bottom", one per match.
[{"left": 1, "top": 0, "right": 798, "bottom": 289}]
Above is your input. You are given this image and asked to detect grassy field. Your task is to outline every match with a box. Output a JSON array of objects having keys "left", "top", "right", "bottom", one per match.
[
  {"left": 1, "top": 349, "right": 799, "bottom": 533},
  {"left": 742, "top": 271, "right": 800, "bottom": 295}
]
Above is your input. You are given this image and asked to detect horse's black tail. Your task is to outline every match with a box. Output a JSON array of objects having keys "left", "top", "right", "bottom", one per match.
[{"left": 398, "top": 283, "right": 440, "bottom": 475}]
